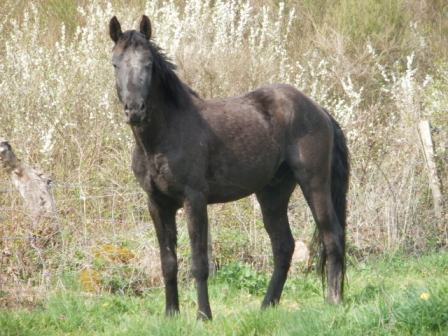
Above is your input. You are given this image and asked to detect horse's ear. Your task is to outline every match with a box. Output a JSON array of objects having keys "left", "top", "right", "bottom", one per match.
[
  {"left": 140, "top": 15, "right": 152, "bottom": 40},
  {"left": 109, "top": 16, "right": 122, "bottom": 43}
]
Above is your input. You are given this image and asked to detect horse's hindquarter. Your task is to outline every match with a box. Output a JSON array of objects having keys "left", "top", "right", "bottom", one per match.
[{"left": 200, "top": 87, "right": 292, "bottom": 203}]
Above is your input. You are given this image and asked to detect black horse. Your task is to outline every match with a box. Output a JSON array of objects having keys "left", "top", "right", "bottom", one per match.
[{"left": 109, "top": 15, "right": 349, "bottom": 320}]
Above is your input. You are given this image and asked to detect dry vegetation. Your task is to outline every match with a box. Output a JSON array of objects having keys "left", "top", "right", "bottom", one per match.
[{"left": 0, "top": 0, "right": 446, "bottom": 305}]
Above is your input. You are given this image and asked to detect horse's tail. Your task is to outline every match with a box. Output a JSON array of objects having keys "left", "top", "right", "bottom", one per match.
[{"left": 310, "top": 112, "right": 350, "bottom": 293}]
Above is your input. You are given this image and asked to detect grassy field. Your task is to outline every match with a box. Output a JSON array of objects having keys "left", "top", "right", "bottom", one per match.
[{"left": 1, "top": 251, "right": 447, "bottom": 335}]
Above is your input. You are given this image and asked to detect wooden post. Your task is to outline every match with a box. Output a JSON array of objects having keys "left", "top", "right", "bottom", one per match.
[{"left": 417, "top": 120, "right": 443, "bottom": 218}]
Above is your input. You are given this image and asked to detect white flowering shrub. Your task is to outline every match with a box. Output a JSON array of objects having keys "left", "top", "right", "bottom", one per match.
[{"left": 0, "top": 0, "right": 445, "bottom": 297}]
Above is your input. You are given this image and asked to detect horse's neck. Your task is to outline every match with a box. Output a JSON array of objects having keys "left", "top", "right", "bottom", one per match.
[
  {"left": 131, "top": 78, "right": 199, "bottom": 155},
  {"left": 131, "top": 114, "right": 164, "bottom": 155},
  {"left": 130, "top": 106, "right": 181, "bottom": 155}
]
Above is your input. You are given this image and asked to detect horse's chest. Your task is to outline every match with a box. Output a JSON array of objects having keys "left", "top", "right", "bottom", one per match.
[
  {"left": 151, "top": 157, "right": 176, "bottom": 191},
  {"left": 133, "top": 153, "right": 180, "bottom": 195}
]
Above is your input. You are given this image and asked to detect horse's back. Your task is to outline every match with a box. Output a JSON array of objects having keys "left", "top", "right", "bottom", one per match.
[{"left": 201, "top": 83, "right": 332, "bottom": 150}]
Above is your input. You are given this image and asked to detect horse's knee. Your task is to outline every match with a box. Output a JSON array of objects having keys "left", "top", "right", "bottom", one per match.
[
  {"left": 191, "top": 256, "right": 209, "bottom": 281},
  {"left": 161, "top": 253, "right": 178, "bottom": 280}
]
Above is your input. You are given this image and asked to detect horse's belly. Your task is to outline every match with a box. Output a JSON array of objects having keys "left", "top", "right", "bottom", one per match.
[
  {"left": 206, "top": 152, "right": 281, "bottom": 203},
  {"left": 207, "top": 187, "right": 254, "bottom": 203},
  {"left": 206, "top": 180, "right": 268, "bottom": 203}
]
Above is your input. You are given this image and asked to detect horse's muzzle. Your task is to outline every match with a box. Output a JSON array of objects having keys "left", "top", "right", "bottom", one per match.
[{"left": 124, "top": 109, "right": 146, "bottom": 125}]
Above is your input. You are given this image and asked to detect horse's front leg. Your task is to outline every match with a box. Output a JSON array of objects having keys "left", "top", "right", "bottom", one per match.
[
  {"left": 184, "top": 188, "right": 212, "bottom": 320},
  {"left": 147, "top": 192, "right": 179, "bottom": 316}
]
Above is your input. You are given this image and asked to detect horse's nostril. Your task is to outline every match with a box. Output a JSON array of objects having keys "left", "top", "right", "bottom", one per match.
[
  {"left": 129, "top": 114, "right": 141, "bottom": 124},
  {"left": 140, "top": 103, "right": 145, "bottom": 110},
  {"left": 124, "top": 104, "right": 129, "bottom": 110}
]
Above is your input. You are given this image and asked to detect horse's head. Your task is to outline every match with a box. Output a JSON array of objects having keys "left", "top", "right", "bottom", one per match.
[{"left": 109, "top": 16, "right": 153, "bottom": 125}]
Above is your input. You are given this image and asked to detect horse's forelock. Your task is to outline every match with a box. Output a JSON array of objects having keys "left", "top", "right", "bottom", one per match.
[{"left": 115, "top": 31, "right": 149, "bottom": 52}]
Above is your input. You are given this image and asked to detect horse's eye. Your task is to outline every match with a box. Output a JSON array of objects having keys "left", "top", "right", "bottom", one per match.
[{"left": 112, "top": 64, "right": 118, "bottom": 69}]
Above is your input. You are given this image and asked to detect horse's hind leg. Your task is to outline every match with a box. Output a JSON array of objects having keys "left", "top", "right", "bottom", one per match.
[
  {"left": 288, "top": 132, "right": 345, "bottom": 304},
  {"left": 256, "top": 174, "right": 296, "bottom": 308},
  {"left": 301, "top": 180, "right": 344, "bottom": 304}
]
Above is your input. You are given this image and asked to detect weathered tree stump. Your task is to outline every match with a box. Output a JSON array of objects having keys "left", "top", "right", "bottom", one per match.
[{"left": 0, "top": 140, "right": 59, "bottom": 247}]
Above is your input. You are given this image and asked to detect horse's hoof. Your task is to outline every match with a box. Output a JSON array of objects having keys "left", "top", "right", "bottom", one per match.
[
  {"left": 165, "top": 308, "right": 180, "bottom": 317},
  {"left": 261, "top": 302, "right": 276, "bottom": 310},
  {"left": 197, "top": 310, "right": 212, "bottom": 321},
  {"left": 326, "top": 294, "right": 342, "bottom": 305}
]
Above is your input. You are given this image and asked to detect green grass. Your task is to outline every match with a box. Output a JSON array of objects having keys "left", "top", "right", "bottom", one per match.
[{"left": 1, "top": 252, "right": 447, "bottom": 336}]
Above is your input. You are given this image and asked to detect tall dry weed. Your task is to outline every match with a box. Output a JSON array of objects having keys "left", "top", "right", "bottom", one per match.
[{"left": 0, "top": 0, "right": 446, "bottom": 302}]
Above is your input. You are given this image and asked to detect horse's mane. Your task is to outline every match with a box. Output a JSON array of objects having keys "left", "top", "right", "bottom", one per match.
[{"left": 121, "top": 31, "right": 199, "bottom": 107}]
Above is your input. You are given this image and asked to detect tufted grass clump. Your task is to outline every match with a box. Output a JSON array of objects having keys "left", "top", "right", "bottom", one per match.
[
  {"left": 393, "top": 285, "right": 448, "bottom": 335},
  {"left": 0, "top": 251, "right": 447, "bottom": 335}
]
